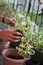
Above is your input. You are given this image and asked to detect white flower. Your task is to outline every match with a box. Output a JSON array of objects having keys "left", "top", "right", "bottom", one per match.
[
  {"left": 19, "top": 14, "right": 25, "bottom": 18},
  {"left": 22, "top": 20, "right": 26, "bottom": 27}
]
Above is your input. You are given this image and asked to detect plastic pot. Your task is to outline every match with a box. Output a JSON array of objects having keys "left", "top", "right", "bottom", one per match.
[
  {"left": 9, "top": 30, "right": 23, "bottom": 48},
  {"left": 31, "top": 48, "right": 43, "bottom": 65},
  {"left": 10, "top": 40, "right": 21, "bottom": 48}
]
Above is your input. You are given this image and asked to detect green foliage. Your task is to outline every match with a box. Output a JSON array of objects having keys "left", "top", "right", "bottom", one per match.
[
  {"left": 34, "top": 27, "right": 43, "bottom": 51},
  {"left": 11, "top": 11, "right": 43, "bottom": 52},
  {"left": 16, "top": 43, "right": 35, "bottom": 58},
  {"left": 0, "top": 0, "right": 15, "bottom": 17},
  {"left": 28, "top": 13, "right": 41, "bottom": 22},
  {"left": 0, "top": 0, "right": 6, "bottom": 3}
]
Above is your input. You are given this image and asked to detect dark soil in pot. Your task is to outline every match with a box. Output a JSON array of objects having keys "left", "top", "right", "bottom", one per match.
[{"left": 7, "top": 55, "right": 24, "bottom": 60}]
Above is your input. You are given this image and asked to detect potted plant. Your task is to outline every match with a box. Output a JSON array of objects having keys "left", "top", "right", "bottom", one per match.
[
  {"left": 2, "top": 42, "right": 35, "bottom": 65},
  {"left": 2, "top": 12, "right": 35, "bottom": 65}
]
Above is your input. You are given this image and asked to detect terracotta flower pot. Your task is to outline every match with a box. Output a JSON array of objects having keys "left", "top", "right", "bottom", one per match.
[{"left": 2, "top": 48, "right": 30, "bottom": 65}]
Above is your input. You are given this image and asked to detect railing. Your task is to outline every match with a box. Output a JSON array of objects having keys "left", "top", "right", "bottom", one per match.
[{"left": 6, "top": 0, "right": 43, "bottom": 34}]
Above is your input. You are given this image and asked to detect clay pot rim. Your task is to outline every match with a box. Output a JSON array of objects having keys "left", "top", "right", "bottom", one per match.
[{"left": 2, "top": 48, "right": 30, "bottom": 62}]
